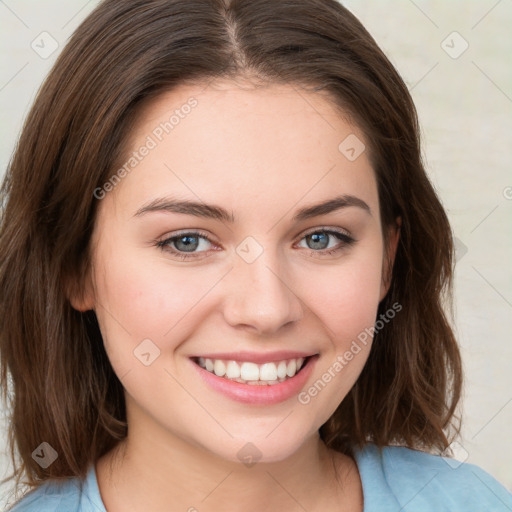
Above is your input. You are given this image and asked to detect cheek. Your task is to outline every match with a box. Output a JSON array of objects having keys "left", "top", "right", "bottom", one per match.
[
  {"left": 294, "top": 247, "right": 383, "bottom": 419},
  {"left": 304, "top": 241, "right": 384, "bottom": 344},
  {"left": 93, "top": 233, "right": 384, "bottom": 353},
  {"left": 91, "top": 246, "right": 222, "bottom": 364}
]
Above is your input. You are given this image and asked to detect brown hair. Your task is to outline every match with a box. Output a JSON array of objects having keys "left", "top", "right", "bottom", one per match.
[{"left": 0, "top": 0, "right": 462, "bottom": 497}]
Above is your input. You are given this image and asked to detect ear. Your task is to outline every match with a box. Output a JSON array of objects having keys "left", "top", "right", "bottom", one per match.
[
  {"left": 65, "top": 265, "right": 95, "bottom": 312},
  {"left": 379, "top": 217, "right": 401, "bottom": 301}
]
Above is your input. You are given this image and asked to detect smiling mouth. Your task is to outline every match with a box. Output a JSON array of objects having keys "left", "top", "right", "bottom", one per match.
[{"left": 191, "top": 356, "right": 313, "bottom": 386}]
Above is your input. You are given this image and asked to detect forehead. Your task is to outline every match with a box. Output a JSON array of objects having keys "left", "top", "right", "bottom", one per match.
[{"left": 107, "top": 79, "right": 378, "bottom": 220}]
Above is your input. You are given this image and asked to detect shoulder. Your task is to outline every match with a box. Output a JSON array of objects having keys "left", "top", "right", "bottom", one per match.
[
  {"left": 6, "top": 465, "right": 105, "bottom": 512},
  {"left": 7, "top": 479, "right": 82, "bottom": 512},
  {"left": 354, "top": 443, "right": 512, "bottom": 512}
]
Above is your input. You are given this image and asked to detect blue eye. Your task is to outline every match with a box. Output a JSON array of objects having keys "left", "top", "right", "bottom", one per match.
[
  {"left": 156, "top": 231, "right": 214, "bottom": 260},
  {"left": 296, "top": 229, "right": 355, "bottom": 257},
  {"left": 171, "top": 234, "right": 205, "bottom": 252},
  {"left": 156, "top": 228, "right": 355, "bottom": 261}
]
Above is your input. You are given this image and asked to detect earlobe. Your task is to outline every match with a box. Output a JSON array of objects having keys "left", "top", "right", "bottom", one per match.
[
  {"left": 65, "top": 268, "right": 95, "bottom": 312},
  {"left": 69, "top": 293, "right": 95, "bottom": 312},
  {"left": 379, "top": 217, "right": 401, "bottom": 301}
]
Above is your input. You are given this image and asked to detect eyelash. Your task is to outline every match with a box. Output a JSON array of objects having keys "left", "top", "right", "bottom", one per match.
[{"left": 156, "top": 227, "right": 356, "bottom": 261}]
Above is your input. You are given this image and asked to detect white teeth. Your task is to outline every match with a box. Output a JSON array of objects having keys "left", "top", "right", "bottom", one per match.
[
  {"left": 286, "top": 359, "right": 297, "bottom": 377},
  {"left": 213, "top": 359, "right": 226, "bottom": 377},
  {"left": 226, "top": 360, "right": 241, "bottom": 379},
  {"left": 240, "top": 362, "right": 260, "bottom": 381},
  {"left": 277, "top": 361, "right": 287, "bottom": 379},
  {"left": 196, "top": 356, "right": 308, "bottom": 385},
  {"left": 260, "top": 362, "right": 278, "bottom": 381}
]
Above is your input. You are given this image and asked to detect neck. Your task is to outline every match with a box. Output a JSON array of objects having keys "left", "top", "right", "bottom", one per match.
[{"left": 96, "top": 416, "right": 360, "bottom": 511}]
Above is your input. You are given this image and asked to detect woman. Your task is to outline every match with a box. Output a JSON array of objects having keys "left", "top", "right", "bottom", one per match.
[{"left": 1, "top": 0, "right": 510, "bottom": 510}]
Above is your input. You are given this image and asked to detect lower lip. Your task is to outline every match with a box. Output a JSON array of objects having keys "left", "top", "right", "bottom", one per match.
[{"left": 190, "top": 356, "right": 318, "bottom": 405}]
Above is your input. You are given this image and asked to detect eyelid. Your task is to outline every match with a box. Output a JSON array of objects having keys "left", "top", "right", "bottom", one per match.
[
  {"left": 157, "top": 226, "right": 353, "bottom": 244},
  {"left": 157, "top": 228, "right": 218, "bottom": 246},
  {"left": 155, "top": 229, "right": 218, "bottom": 257},
  {"left": 297, "top": 225, "right": 353, "bottom": 241},
  {"left": 156, "top": 226, "right": 355, "bottom": 260}
]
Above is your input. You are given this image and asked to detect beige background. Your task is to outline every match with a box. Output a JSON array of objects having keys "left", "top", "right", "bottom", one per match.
[{"left": 1, "top": 0, "right": 511, "bottom": 507}]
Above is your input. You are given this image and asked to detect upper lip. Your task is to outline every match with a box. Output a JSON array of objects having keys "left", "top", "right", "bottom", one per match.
[{"left": 190, "top": 350, "right": 317, "bottom": 364}]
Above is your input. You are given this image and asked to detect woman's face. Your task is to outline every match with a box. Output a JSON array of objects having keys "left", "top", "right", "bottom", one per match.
[{"left": 79, "top": 79, "right": 396, "bottom": 463}]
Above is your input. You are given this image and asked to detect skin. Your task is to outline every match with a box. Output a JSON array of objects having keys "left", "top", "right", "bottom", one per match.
[{"left": 71, "top": 78, "right": 399, "bottom": 512}]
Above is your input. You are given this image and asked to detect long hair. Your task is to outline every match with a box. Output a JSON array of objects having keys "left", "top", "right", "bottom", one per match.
[{"left": 0, "top": 0, "right": 462, "bottom": 497}]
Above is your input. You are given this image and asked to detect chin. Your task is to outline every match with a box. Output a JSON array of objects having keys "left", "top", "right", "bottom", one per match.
[{"left": 191, "top": 421, "right": 317, "bottom": 466}]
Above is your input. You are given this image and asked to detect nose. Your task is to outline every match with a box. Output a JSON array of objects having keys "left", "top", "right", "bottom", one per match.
[{"left": 222, "top": 244, "right": 303, "bottom": 336}]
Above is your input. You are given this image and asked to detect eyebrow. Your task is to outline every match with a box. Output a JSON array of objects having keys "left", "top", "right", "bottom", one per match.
[{"left": 133, "top": 194, "right": 371, "bottom": 222}]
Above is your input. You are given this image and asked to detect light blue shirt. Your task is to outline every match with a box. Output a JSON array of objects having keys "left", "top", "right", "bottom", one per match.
[{"left": 7, "top": 443, "right": 512, "bottom": 511}]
